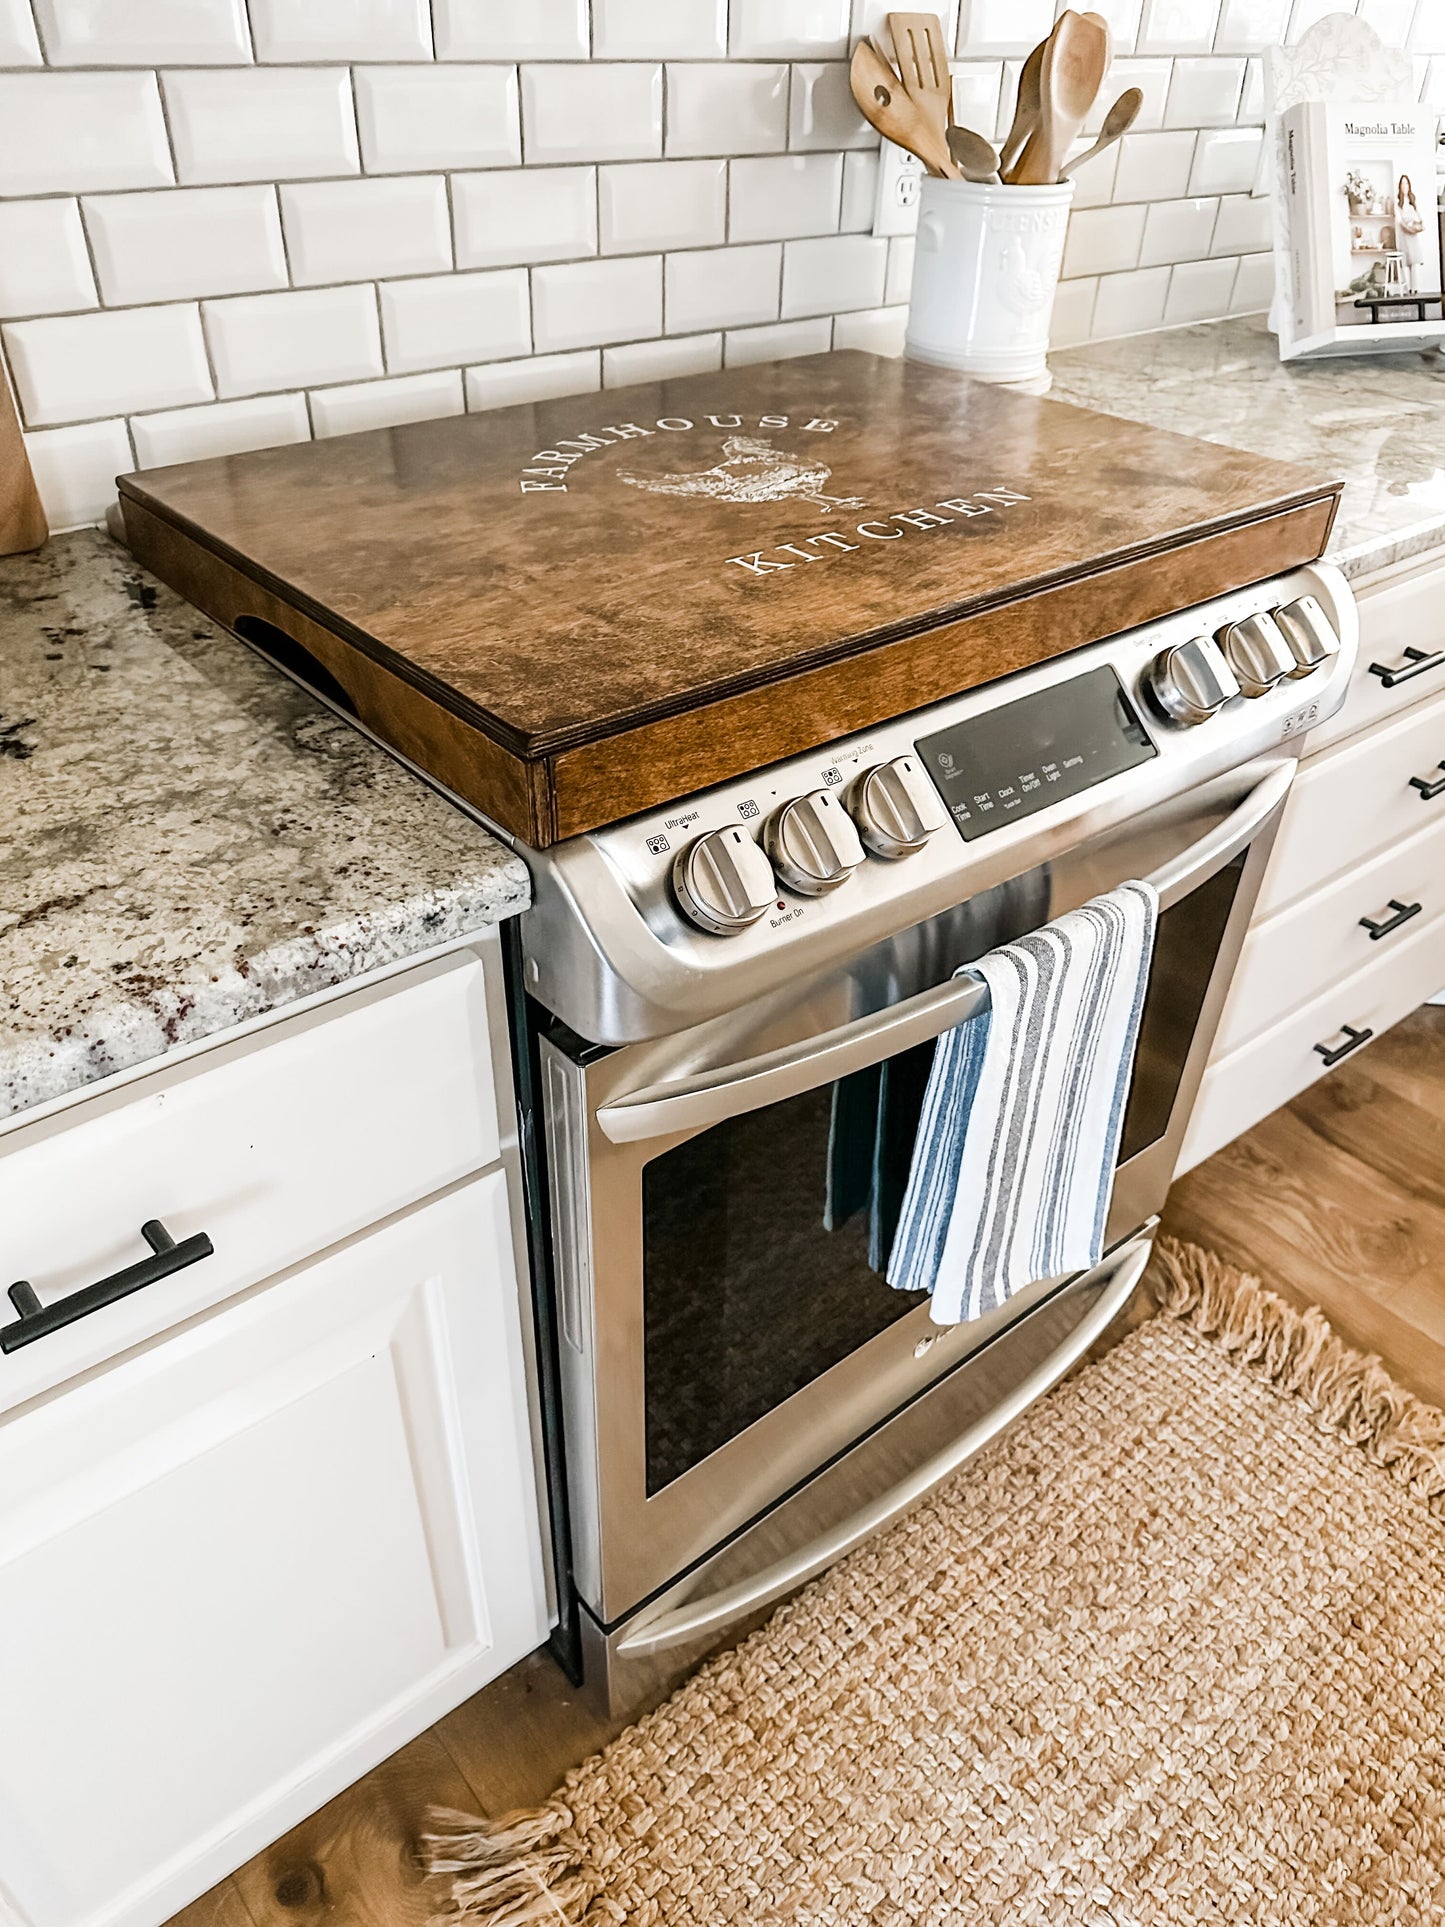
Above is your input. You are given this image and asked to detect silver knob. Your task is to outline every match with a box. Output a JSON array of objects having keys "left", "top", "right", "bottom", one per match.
[
  {"left": 765, "top": 788, "right": 865, "bottom": 896},
  {"left": 849, "top": 756, "right": 944, "bottom": 858},
  {"left": 1145, "top": 635, "right": 1240, "bottom": 725},
  {"left": 1218, "top": 611, "right": 1295, "bottom": 697},
  {"left": 672, "top": 826, "right": 776, "bottom": 935},
  {"left": 1274, "top": 595, "right": 1340, "bottom": 680}
]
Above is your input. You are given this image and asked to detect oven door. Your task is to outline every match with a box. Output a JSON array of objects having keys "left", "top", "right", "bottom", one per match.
[{"left": 541, "top": 758, "right": 1291, "bottom": 1627}]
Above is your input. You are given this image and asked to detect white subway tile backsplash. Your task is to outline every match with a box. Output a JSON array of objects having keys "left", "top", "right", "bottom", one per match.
[
  {"left": 0, "top": 0, "right": 41, "bottom": 63},
  {"left": 381, "top": 270, "right": 530, "bottom": 371},
  {"left": 1092, "top": 264, "right": 1171, "bottom": 335},
  {"left": 465, "top": 349, "right": 600, "bottom": 408},
  {"left": 1137, "top": 0, "right": 1221, "bottom": 51},
  {"left": 730, "top": 0, "right": 851, "bottom": 57},
  {"left": 730, "top": 153, "right": 843, "bottom": 243},
  {"left": 603, "top": 331, "right": 722, "bottom": 383},
  {"left": 0, "top": 73, "right": 172, "bottom": 195},
  {"left": 1085, "top": 0, "right": 1146, "bottom": 50},
  {"left": 456, "top": 166, "right": 598, "bottom": 266},
  {"left": 1113, "top": 130, "right": 1197, "bottom": 202},
  {"left": 1139, "top": 195, "right": 1219, "bottom": 265},
  {"left": 1286, "top": 0, "right": 1350, "bottom": 38},
  {"left": 595, "top": 0, "right": 727, "bottom": 56},
  {"left": 6, "top": 305, "right": 212, "bottom": 426},
  {"left": 84, "top": 186, "right": 286, "bottom": 304},
  {"left": 1050, "top": 276, "right": 1098, "bottom": 346},
  {"left": 1211, "top": 191, "right": 1271, "bottom": 254},
  {"left": 1165, "top": 59, "right": 1246, "bottom": 128},
  {"left": 310, "top": 370, "right": 463, "bottom": 437},
  {"left": 951, "top": 62, "right": 1003, "bottom": 138},
  {"left": 1062, "top": 203, "right": 1147, "bottom": 278},
  {"left": 163, "top": 68, "right": 358, "bottom": 185},
  {"left": 781, "top": 233, "right": 887, "bottom": 316},
  {"left": 356, "top": 67, "right": 520, "bottom": 172},
  {"left": 723, "top": 315, "right": 832, "bottom": 363},
  {"left": 1212, "top": 0, "right": 1290, "bottom": 48},
  {"left": 0, "top": 201, "right": 96, "bottom": 319},
  {"left": 522, "top": 63, "right": 663, "bottom": 163},
  {"left": 884, "top": 234, "right": 914, "bottom": 304},
  {"left": 1230, "top": 250, "right": 1274, "bottom": 311},
  {"left": 1165, "top": 254, "right": 1238, "bottom": 322},
  {"left": 532, "top": 254, "right": 663, "bottom": 350},
  {"left": 1082, "top": 59, "right": 1172, "bottom": 133},
  {"left": 832, "top": 304, "right": 907, "bottom": 352},
  {"left": 789, "top": 62, "right": 875, "bottom": 149},
  {"left": 666, "top": 61, "right": 790, "bottom": 154},
  {"left": 1359, "top": 0, "right": 1416, "bottom": 35},
  {"left": 434, "top": 0, "right": 587, "bottom": 58},
  {"left": 131, "top": 392, "right": 309, "bottom": 467},
  {"left": 34, "top": 0, "right": 250, "bottom": 64},
  {"left": 839, "top": 150, "right": 879, "bottom": 232},
  {"left": 23, "top": 418, "right": 133, "bottom": 529},
  {"left": 206, "top": 285, "right": 383, "bottom": 396},
  {"left": 249, "top": 0, "right": 431, "bottom": 61},
  {"left": 1239, "top": 56, "right": 1264, "bottom": 119},
  {"left": 281, "top": 178, "right": 452, "bottom": 285},
  {"left": 600, "top": 159, "right": 725, "bottom": 253},
  {"left": 1067, "top": 138, "right": 1120, "bottom": 208},
  {"left": 666, "top": 242, "right": 781, "bottom": 332},
  {"left": 1408, "top": 0, "right": 1445, "bottom": 45},
  {"left": 1188, "top": 125, "right": 1263, "bottom": 195},
  {"left": 957, "top": 0, "right": 1056, "bottom": 54}
]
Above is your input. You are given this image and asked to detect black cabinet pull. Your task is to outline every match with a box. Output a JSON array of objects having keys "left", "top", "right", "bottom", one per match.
[
  {"left": 1359, "top": 898, "right": 1423, "bottom": 940},
  {"left": 1314, "top": 1024, "right": 1374, "bottom": 1068},
  {"left": 1409, "top": 762, "right": 1445, "bottom": 800},
  {"left": 1369, "top": 645, "right": 1445, "bottom": 689},
  {"left": 2, "top": 1219, "right": 214, "bottom": 1355}
]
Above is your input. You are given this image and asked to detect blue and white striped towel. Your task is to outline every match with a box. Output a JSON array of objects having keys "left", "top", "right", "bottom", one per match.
[{"left": 886, "top": 880, "right": 1158, "bottom": 1325}]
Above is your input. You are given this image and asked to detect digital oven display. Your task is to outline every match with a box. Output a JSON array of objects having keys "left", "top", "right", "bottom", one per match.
[{"left": 915, "top": 665, "right": 1157, "bottom": 842}]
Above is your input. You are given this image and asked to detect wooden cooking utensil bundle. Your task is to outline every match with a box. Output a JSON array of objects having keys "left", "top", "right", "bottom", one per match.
[{"left": 850, "top": 9, "right": 1141, "bottom": 188}]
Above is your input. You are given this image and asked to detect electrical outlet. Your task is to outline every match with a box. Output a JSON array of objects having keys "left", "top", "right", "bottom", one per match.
[{"left": 873, "top": 139, "right": 924, "bottom": 238}]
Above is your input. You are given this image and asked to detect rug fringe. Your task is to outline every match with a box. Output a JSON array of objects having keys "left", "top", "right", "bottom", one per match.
[
  {"left": 1151, "top": 1234, "right": 1445, "bottom": 1510},
  {"left": 425, "top": 1803, "right": 606, "bottom": 1927}
]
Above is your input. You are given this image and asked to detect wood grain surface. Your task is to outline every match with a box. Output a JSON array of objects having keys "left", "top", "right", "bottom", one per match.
[{"left": 0, "top": 365, "right": 46, "bottom": 555}]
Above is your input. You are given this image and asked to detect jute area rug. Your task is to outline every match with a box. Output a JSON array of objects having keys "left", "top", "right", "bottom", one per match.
[{"left": 429, "top": 1238, "right": 1445, "bottom": 1925}]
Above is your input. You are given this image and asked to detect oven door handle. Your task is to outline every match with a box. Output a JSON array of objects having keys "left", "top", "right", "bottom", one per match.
[
  {"left": 615, "top": 1232, "right": 1153, "bottom": 1659},
  {"left": 595, "top": 762, "right": 1294, "bottom": 1147}
]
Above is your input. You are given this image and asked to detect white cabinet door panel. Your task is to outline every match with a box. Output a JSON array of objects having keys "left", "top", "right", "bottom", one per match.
[{"left": 1308, "top": 554, "right": 1445, "bottom": 754}]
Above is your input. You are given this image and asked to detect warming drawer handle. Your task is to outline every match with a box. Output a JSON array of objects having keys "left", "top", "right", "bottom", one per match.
[
  {"left": 1369, "top": 645, "right": 1445, "bottom": 689},
  {"left": 614, "top": 1233, "right": 1153, "bottom": 1659},
  {"left": 1359, "top": 899, "right": 1422, "bottom": 941},
  {"left": 1409, "top": 762, "right": 1445, "bottom": 801},
  {"left": 595, "top": 762, "right": 1295, "bottom": 1147},
  {"left": 1313, "top": 1024, "right": 1373, "bottom": 1069},
  {"left": 2, "top": 1220, "right": 215, "bottom": 1356}
]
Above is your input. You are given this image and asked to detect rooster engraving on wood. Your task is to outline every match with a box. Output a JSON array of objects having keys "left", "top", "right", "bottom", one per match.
[{"left": 617, "top": 436, "right": 866, "bottom": 513}]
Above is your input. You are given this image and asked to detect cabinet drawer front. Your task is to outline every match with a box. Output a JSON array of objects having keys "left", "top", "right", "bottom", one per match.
[
  {"left": 1180, "top": 907, "right": 1445, "bottom": 1173},
  {"left": 1215, "top": 809, "right": 1445, "bottom": 1054},
  {"left": 1309, "top": 555, "right": 1445, "bottom": 754},
  {"left": 0, "top": 948, "right": 500, "bottom": 1415},
  {"left": 1256, "top": 684, "right": 1445, "bottom": 916}
]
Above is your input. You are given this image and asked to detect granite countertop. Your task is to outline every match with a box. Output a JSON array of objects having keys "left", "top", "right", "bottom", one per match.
[
  {"left": 0, "top": 530, "right": 529, "bottom": 1126},
  {"left": 1050, "top": 314, "right": 1445, "bottom": 581}
]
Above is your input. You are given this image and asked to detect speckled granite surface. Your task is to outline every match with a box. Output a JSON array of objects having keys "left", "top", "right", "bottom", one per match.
[
  {"left": 0, "top": 530, "right": 529, "bottom": 1124},
  {"left": 1050, "top": 315, "right": 1445, "bottom": 581}
]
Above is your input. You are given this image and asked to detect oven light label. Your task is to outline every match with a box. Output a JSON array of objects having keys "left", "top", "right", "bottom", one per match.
[{"left": 1281, "top": 699, "right": 1321, "bottom": 739}]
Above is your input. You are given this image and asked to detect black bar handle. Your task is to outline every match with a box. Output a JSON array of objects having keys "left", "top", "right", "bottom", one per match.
[
  {"left": 1314, "top": 1024, "right": 1374, "bottom": 1068},
  {"left": 1359, "top": 898, "right": 1423, "bottom": 940},
  {"left": 1369, "top": 645, "right": 1445, "bottom": 689},
  {"left": 1409, "top": 762, "right": 1445, "bottom": 800},
  {"left": 2, "top": 1219, "right": 214, "bottom": 1356}
]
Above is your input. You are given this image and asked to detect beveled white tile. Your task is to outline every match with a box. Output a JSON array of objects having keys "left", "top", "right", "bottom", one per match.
[
  {"left": 1082, "top": 58, "right": 1172, "bottom": 133},
  {"left": 600, "top": 159, "right": 726, "bottom": 253},
  {"left": 789, "top": 61, "right": 877, "bottom": 148},
  {"left": 356, "top": 66, "right": 519, "bottom": 172},
  {"left": 380, "top": 269, "right": 530, "bottom": 371},
  {"left": 131, "top": 392, "right": 309, "bottom": 468},
  {"left": 855, "top": 0, "right": 960, "bottom": 50},
  {"left": 0, "top": 0, "right": 41, "bottom": 63},
  {"left": 594, "top": 0, "right": 727, "bottom": 57},
  {"left": 1082, "top": 0, "right": 1146, "bottom": 51},
  {"left": 1091, "top": 263, "right": 1170, "bottom": 334},
  {"left": 950, "top": 61, "right": 1003, "bottom": 137},
  {"left": 730, "top": 0, "right": 851, "bottom": 56},
  {"left": 1113, "top": 129, "right": 1197, "bottom": 201},
  {"left": 781, "top": 233, "right": 887, "bottom": 316},
  {"left": 1136, "top": 0, "right": 1221, "bottom": 52},
  {"left": 1061, "top": 203, "right": 1146, "bottom": 277},
  {"left": 84, "top": 186, "right": 286, "bottom": 304},
  {"left": 885, "top": 234, "right": 915, "bottom": 303},
  {"left": 1066, "top": 137, "right": 1119, "bottom": 207},
  {"left": 456, "top": 166, "right": 597, "bottom": 267},
  {"left": 603, "top": 331, "right": 722, "bottom": 383},
  {"left": 1213, "top": 0, "right": 1290, "bottom": 46},
  {"left": 164, "top": 68, "right": 359, "bottom": 185},
  {"left": 435, "top": 0, "right": 588, "bottom": 57},
  {"left": 1286, "top": 0, "right": 1351, "bottom": 37},
  {"left": 6, "top": 304, "right": 212, "bottom": 426},
  {"left": 1050, "top": 275, "right": 1098, "bottom": 345},
  {"left": 1165, "top": 254, "right": 1237, "bottom": 321},
  {"left": 0, "top": 73, "right": 172, "bottom": 196},
  {"left": 532, "top": 255, "right": 663, "bottom": 352},
  {"left": 205, "top": 285, "right": 383, "bottom": 396},
  {"left": 249, "top": 0, "right": 431, "bottom": 60},
  {"left": 1138, "top": 195, "right": 1219, "bottom": 264},
  {"left": 665, "top": 61, "right": 790, "bottom": 154},
  {"left": 730, "top": 153, "right": 843, "bottom": 243},
  {"left": 1364, "top": 0, "right": 1421, "bottom": 42},
  {"left": 832, "top": 304, "right": 907, "bottom": 352},
  {"left": 1239, "top": 55, "right": 1264, "bottom": 117},
  {"left": 1230, "top": 250, "right": 1274, "bottom": 310},
  {"left": 1188, "top": 125, "right": 1262, "bottom": 194},
  {"left": 839, "top": 150, "right": 879, "bottom": 232},
  {"left": 723, "top": 315, "right": 831, "bottom": 363},
  {"left": 665, "top": 242, "right": 781, "bottom": 332},
  {"left": 1407, "top": 0, "right": 1444, "bottom": 45},
  {"left": 0, "top": 201, "right": 96, "bottom": 318},
  {"left": 1211, "top": 191, "right": 1271, "bottom": 253},
  {"left": 24, "top": 418, "right": 133, "bottom": 530},
  {"left": 465, "top": 349, "right": 600, "bottom": 408},
  {"left": 957, "top": 0, "right": 1056, "bottom": 54},
  {"left": 35, "top": 0, "right": 250, "bottom": 64},
  {"left": 281, "top": 178, "right": 451, "bottom": 285},
  {"left": 523, "top": 63, "right": 663, "bottom": 163},
  {"left": 311, "top": 369, "right": 464, "bottom": 437},
  {"left": 1165, "top": 57, "right": 1246, "bottom": 125}
]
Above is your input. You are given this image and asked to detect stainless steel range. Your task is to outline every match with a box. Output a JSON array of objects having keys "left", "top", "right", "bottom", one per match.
[{"left": 510, "top": 565, "right": 1357, "bottom": 1718}]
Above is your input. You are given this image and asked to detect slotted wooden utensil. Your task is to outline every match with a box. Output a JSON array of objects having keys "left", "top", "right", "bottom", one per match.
[
  {"left": 1010, "top": 9, "right": 1109, "bottom": 184},
  {"left": 1060, "top": 85, "right": 1142, "bottom": 177},
  {"left": 887, "top": 12, "right": 953, "bottom": 145},
  {"left": 849, "top": 38, "right": 958, "bottom": 178}
]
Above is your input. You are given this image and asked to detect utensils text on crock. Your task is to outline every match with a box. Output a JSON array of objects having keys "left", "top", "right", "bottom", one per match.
[
  {"left": 946, "top": 124, "right": 1003, "bottom": 183},
  {"left": 1010, "top": 10, "right": 1109, "bottom": 185},
  {"left": 849, "top": 37, "right": 958, "bottom": 177},
  {"left": 1059, "top": 87, "right": 1143, "bottom": 178},
  {"left": 887, "top": 12, "right": 953, "bottom": 146}
]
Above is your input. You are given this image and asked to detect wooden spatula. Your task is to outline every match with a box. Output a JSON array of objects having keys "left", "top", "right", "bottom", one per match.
[
  {"left": 887, "top": 12, "right": 952, "bottom": 145},
  {"left": 998, "top": 25, "right": 1054, "bottom": 180},
  {"left": 1011, "top": 9, "right": 1109, "bottom": 184},
  {"left": 850, "top": 38, "right": 958, "bottom": 178}
]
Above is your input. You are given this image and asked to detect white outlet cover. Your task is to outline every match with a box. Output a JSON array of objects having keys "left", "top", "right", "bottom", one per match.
[{"left": 873, "top": 139, "right": 923, "bottom": 236}]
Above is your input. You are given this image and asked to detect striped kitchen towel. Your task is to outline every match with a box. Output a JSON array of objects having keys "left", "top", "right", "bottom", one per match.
[{"left": 887, "top": 880, "right": 1158, "bottom": 1325}]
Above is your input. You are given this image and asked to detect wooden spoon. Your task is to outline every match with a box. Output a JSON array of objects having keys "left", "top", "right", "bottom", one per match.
[
  {"left": 849, "top": 38, "right": 958, "bottom": 178},
  {"left": 887, "top": 12, "right": 953, "bottom": 146},
  {"left": 1060, "top": 86, "right": 1142, "bottom": 177},
  {"left": 998, "top": 27, "right": 1052, "bottom": 180},
  {"left": 1011, "top": 10, "right": 1109, "bottom": 185},
  {"left": 946, "top": 123, "right": 1002, "bottom": 182}
]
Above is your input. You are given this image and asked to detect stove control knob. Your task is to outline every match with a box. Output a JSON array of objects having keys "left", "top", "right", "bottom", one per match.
[
  {"left": 1274, "top": 595, "right": 1340, "bottom": 679},
  {"left": 1218, "top": 611, "right": 1295, "bottom": 697},
  {"left": 849, "top": 755, "right": 944, "bottom": 858},
  {"left": 672, "top": 826, "right": 776, "bottom": 935},
  {"left": 765, "top": 788, "right": 865, "bottom": 896},
  {"left": 1145, "top": 635, "right": 1241, "bottom": 725}
]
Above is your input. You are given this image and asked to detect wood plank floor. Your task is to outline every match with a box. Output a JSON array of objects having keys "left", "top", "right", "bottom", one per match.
[{"left": 168, "top": 1005, "right": 1445, "bottom": 1927}]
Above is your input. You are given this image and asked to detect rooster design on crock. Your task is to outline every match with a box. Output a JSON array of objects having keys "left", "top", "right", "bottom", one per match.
[{"left": 617, "top": 436, "right": 866, "bottom": 512}]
